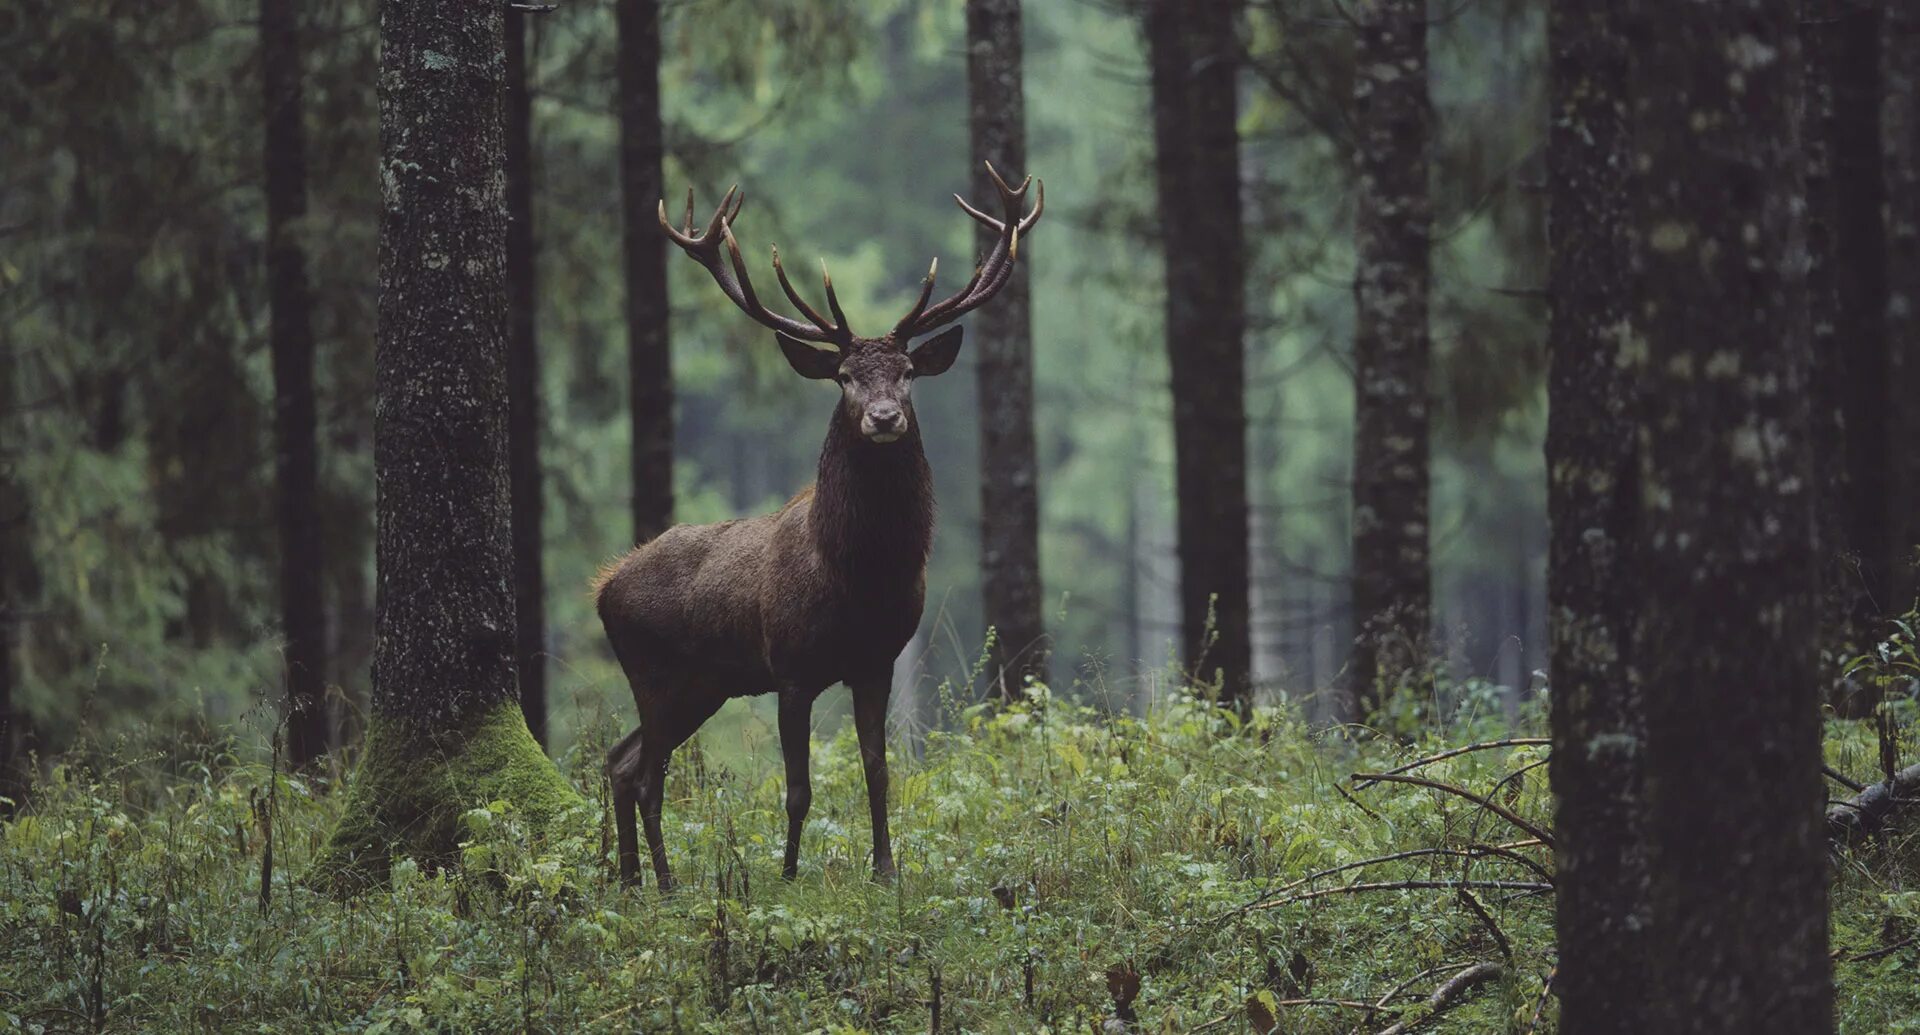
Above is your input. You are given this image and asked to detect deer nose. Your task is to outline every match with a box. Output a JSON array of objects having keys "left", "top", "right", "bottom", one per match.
[{"left": 863, "top": 405, "right": 907, "bottom": 441}]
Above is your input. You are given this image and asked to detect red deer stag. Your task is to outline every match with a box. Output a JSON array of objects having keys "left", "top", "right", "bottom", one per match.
[{"left": 596, "top": 164, "right": 1043, "bottom": 888}]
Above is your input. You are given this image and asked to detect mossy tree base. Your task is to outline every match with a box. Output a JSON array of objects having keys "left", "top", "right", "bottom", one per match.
[{"left": 310, "top": 702, "right": 585, "bottom": 894}]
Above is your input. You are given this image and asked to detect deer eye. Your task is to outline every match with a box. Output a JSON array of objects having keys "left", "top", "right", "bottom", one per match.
[{"left": 834, "top": 372, "right": 852, "bottom": 386}]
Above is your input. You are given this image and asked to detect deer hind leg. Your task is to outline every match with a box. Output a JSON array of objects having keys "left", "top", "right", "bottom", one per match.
[
  {"left": 605, "top": 728, "right": 647, "bottom": 886},
  {"left": 777, "top": 691, "right": 814, "bottom": 880},
  {"left": 633, "top": 693, "right": 725, "bottom": 893}
]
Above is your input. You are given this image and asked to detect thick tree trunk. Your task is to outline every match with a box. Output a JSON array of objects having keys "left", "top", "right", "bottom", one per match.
[
  {"left": 967, "top": 0, "right": 1048, "bottom": 695},
  {"left": 1545, "top": 7, "right": 1648, "bottom": 1032},
  {"left": 314, "top": 1, "right": 580, "bottom": 892},
  {"left": 1347, "top": 0, "right": 1432, "bottom": 720},
  {"left": 505, "top": 8, "right": 547, "bottom": 748},
  {"left": 261, "top": 0, "right": 330, "bottom": 766},
  {"left": 1145, "top": 0, "right": 1252, "bottom": 710},
  {"left": 619, "top": 0, "right": 673, "bottom": 545},
  {"left": 1629, "top": 2, "right": 1833, "bottom": 1030}
]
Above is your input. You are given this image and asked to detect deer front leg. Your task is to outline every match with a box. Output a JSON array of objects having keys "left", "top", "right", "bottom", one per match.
[
  {"left": 849, "top": 676, "right": 896, "bottom": 882},
  {"left": 778, "top": 692, "right": 813, "bottom": 880}
]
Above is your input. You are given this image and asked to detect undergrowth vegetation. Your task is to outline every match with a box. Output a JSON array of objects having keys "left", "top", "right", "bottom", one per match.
[{"left": 1, "top": 686, "right": 1916, "bottom": 1033}]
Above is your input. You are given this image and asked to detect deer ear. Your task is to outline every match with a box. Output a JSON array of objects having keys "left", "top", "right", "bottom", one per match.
[
  {"left": 776, "top": 332, "right": 842, "bottom": 380},
  {"left": 907, "top": 326, "right": 964, "bottom": 377}
]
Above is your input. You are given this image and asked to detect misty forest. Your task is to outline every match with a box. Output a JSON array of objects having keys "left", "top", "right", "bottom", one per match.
[{"left": 3, "top": 0, "right": 1919, "bottom": 1031}]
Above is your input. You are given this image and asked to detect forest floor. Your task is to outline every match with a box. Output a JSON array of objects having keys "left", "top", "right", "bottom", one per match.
[{"left": 0, "top": 687, "right": 1916, "bottom": 1033}]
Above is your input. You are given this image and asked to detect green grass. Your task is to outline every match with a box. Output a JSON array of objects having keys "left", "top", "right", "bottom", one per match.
[{"left": 1, "top": 687, "right": 1916, "bottom": 1033}]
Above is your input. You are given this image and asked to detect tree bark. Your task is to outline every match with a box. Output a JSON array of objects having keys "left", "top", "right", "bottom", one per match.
[
  {"left": 1891, "top": 0, "right": 1920, "bottom": 612},
  {"left": 967, "top": 0, "right": 1048, "bottom": 695},
  {"left": 261, "top": 0, "right": 330, "bottom": 766},
  {"left": 314, "top": 0, "right": 580, "bottom": 892},
  {"left": 1545, "top": 5, "right": 1648, "bottom": 1031},
  {"left": 1805, "top": 0, "right": 1892, "bottom": 716},
  {"left": 0, "top": 312, "right": 28, "bottom": 812},
  {"left": 1629, "top": 1, "right": 1833, "bottom": 1029},
  {"left": 1347, "top": 0, "right": 1432, "bottom": 720},
  {"left": 1145, "top": 0, "right": 1252, "bottom": 710},
  {"left": 505, "top": 8, "right": 547, "bottom": 748},
  {"left": 619, "top": 0, "right": 674, "bottom": 545}
]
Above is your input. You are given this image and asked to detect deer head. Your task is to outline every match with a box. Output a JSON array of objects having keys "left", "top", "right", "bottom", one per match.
[{"left": 659, "top": 163, "right": 1044, "bottom": 444}]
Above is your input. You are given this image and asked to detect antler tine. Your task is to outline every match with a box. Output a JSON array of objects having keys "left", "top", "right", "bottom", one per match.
[
  {"left": 892, "top": 258, "right": 941, "bottom": 338},
  {"left": 658, "top": 185, "right": 841, "bottom": 344},
  {"left": 770, "top": 245, "right": 843, "bottom": 339},
  {"left": 901, "top": 171, "right": 1043, "bottom": 337},
  {"left": 820, "top": 260, "right": 850, "bottom": 335}
]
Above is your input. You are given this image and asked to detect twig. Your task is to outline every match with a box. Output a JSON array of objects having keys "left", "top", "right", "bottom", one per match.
[
  {"left": 1334, "top": 780, "right": 1386, "bottom": 823},
  {"left": 1824, "top": 764, "right": 1867, "bottom": 793},
  {"left": 1350, "top": 772, "right": 1556, "bottom": 847},
  {"left": 1832, "top": 934, "right": 1917, "bottom": 963},
  {"left": 1354, "top": 738, "right": 1550, "bottom": 788},
  {"left": 1245, "top": 879, "right": 1552, "bottom": 914},
  {"left": 1221, "top": 844, "right": 1552, "bottom": 922},
  {"left": 1374, "top": 962, "right": 1504, "bottom": 1035},
  {"left": 1455, "top": 886, "right": 1512, "bottom": 961},
  {"left": 1521, "top": 964, "right": 1557, "bottom": 1035},
  {"left": 1191, "top": 996, "right": 1388, "bottom": 1033},
  {"left": 1348, "top": 964, "right": 1476, "bottom": 1035}
]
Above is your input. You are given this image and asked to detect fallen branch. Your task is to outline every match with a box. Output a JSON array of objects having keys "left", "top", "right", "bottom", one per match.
[
  {"left": 1350, "top": 772, "right": 1556, "bottom": 847},
  {"left": 1222, "top": 843, "right": 1553, "bottom": 921},
  {"left": 1374, "top": 961, "right": 1504, "bottom": 1035},
  {"left": 1354, "top": 738, "right": 1549, "bottom": 788},
  {"left": 1245, "top": 879, "right": 1552, "bottom": 914},
  {"left": 1823, "top": 764, "right": 1867, "bottom": 793},
  {"left": 1826, "top": 761, "right": 1920, "bottom": 844},
  {"left": 1831, "top": 934, "right": 1916, "bottom": 963}
]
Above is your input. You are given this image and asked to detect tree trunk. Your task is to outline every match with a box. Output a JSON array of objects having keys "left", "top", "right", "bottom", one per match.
[
  {"left": 1347, "top": 0, "right": 1432, "bottom": 720},
  {"left": 1806, "top": 0, "right": 1892, "bottom": 716},
  {"left": 1891, "top": 0, "right": 1920, "bottom": 612},
  {"left": 261, "top": 0, "right": 330, "bottom": 766},
  {"left": 0, "top": 315, "right": 28, "bottom": 812},
  {"left": 619, "top": 0, "right": 673, "bottom": 545},
  {"left": 967, "top": 0, "right": 1048, "bottom": 696},
  {"left": 1544, "top": 5, "right": 1648, "bottom": 1032},
  {"left": 1629, "top": 2, "right": 1833, "bottom": 1029},
  {"left": 1145, "top": 0, "right": 1252, "bottom": 710},
  {"left": 505, "top": 8, "right": 547, "bottom": 748},
  {"left": 314, "top": 1, "right": 581, "bottom": 892}
]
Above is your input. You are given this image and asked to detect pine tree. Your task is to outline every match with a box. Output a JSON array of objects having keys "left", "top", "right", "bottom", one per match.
[
  {"left": 1145, "top": 0, "right": 1252, "bottom": 708},
  {"left": 1347, "top": 0, "right": 1432, "bottom": 719},
  {"left": 967, "top": 0, "right": 1048, "bottom": 694},
  {"left": 314, "top": 1, "right": 581, "bottom": 890},
  {"left": 1631, "top": 1, "right": 1832, "bottom": 1027},
  {"left": 1544, "top": 3, "right": 1647, "bottom": 1030},
  {"left": 260, "top": 0, "right": 330, "bottom": 765}
]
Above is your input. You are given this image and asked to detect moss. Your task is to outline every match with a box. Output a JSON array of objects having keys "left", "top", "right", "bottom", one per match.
[{"left": 309, "top": 701, "right": 585, "bottom": 894}]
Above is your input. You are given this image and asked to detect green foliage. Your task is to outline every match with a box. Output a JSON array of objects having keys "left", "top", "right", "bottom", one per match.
[{"left": 4, "top": 691, "right": 1915, "bottom": 1032}]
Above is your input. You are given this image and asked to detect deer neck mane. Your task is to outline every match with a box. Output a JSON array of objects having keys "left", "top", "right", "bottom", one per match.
[{"left": 810, "top": 404, "right": 935, "bottom": 578}]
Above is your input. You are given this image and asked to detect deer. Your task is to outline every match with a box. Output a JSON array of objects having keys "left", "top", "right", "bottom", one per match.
[{"left": 594, "top": 163, "right": 1043, "bottom": 889}]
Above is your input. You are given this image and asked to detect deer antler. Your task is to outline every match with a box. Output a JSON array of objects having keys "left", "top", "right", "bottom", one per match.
[
  {"left": 658, "top": 186, "right": 851, "bottom": 344},
  {"left": 894, "top": 161, "right": 1045, "bottom": 341}
]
